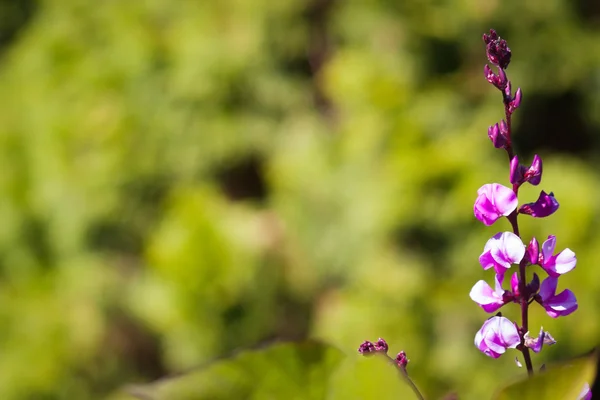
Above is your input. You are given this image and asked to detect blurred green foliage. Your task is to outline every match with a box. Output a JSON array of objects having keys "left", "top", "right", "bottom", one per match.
[
  {"left": 0, "top": 0, "right": 599, "bottom": 399},
  {"left": 107, "top": 341, "right": 597, "bottom": 400}
]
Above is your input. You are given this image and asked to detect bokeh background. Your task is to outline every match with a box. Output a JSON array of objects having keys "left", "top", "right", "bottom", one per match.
[{"left": 0, "top": 0, "right": 600, "bottom": 399}]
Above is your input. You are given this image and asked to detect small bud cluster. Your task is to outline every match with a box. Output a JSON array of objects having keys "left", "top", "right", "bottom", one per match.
[{"left": 358, "top": 338, "right": 409, "bottom": 370}]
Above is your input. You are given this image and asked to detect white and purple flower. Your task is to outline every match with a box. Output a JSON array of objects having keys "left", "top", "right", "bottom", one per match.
[
  {"left": 474, "top": 183, "right": 518, "bottom": 226},
  {"left": 479, "top": 231, "right": 525, "bottom": 282},
  {"left": 474, "top": 316, "right": 520, "bottom": 358}
]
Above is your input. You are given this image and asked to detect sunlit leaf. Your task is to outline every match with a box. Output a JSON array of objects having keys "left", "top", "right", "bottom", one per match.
[
  {"left": 126, "top": 341, "right": 345, "bottom": 400},
  {"left": 494, "top": 350, "right": 597, "bottom": 400}
]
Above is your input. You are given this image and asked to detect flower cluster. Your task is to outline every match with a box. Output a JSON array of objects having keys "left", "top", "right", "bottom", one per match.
[{"left": 471, "top": 30, "right": 581, "bottom": 373}]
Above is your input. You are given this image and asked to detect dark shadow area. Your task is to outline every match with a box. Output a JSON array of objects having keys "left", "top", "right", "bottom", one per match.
[
  {"left": 512, "top": 90, "right": 597, "bottom": 157},
  {"left": 215, "top": 155, "right": 267, "bottom": 202},
  {"left": 0, "top": 0, "right": 37, "bottom": 53}
]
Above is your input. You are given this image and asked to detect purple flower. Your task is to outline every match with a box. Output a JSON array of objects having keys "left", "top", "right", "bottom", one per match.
[
  {"left": 538, "top": 235, "right": 577, "bottom": 277},
  {"left": 578, "top": 383, "right": 592, "bottom": 400},
  {"left": 470, "top": 275, "right": 513, "bottom": 313},
  {"left": 483, "top": 29, "right": 511, "bottom": 69},
  {"left": 509, "top": 155, "right": 543, "bottom": 186},
  {"left": 519, "top": 191, "right": 559, "bottom": 218},
  {"left": 479, "top": 232, "right": 525, "bottom": 281},
  {"left": 475, "top": 316, "right": 520, "bottom": 358},
  {"left": 523, "top": 327, "right": 556, "bottom": 353},
  {"left": 537, "top": 276, "right": 578, "bottom": 318},
  {"left": 474, "top": 183, "right": 518, "bottom": 225},
  {"left": 524, "top": 154, "right": 542, "bottom": 185}
]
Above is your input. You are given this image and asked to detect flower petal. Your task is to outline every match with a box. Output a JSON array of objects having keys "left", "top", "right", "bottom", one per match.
[{"left": 544, "top": 289, "right": 578, "bottom": 318}]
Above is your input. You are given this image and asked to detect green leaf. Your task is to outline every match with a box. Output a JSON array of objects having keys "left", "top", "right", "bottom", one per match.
[
  {"left": 117, "top": 341, "right": 421, "bottom": 400},
  {"left": 493, "top": 351, "right": 597, "bottom": 400},
  {"left": 125, "top": 341, "right": 346, "bottom": 400}
]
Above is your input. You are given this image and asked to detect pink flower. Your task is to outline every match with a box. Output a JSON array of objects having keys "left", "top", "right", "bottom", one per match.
[
  {"left": 470, "top": 275, "right": 513, "bottom": 313},
  {"left": 538, "top": 235, "right": 576, "bottom": 277},
  {"left": 519, "top": 191, "right": 559, "bottom": 218},
  {"left": 537, "top": 276, "right": 578, "bottom": 318},
  {"left": 479, "top": 232, "right": 525, "bottom": 281},
  {"left": 475, "top": 316, "right": 520, "bottom": 358},
  {"left": 474, "top": 183, "right": 518, "bottom": 225}
]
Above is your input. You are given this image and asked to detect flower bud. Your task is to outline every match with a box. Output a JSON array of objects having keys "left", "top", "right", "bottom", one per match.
[
  {"left": 484, "top": 64, "right": 496, "bottom": 85},
  {"left": 483, "top": 29, "right": 512, "bottom": 69},
  {"left": 358, "top": 341, "right": 376, "bottom": 355},
  {"left": 527, "top": 272, "right": 540, "bottom": 294},
  {"left": 499, "top": 119, "right": 508, "bottom": 137},
  {"left": 504, "top": 81, "right": 512, "bottom": 99},
  {"left": 510, "top": 272, "right": 520, "bottom": 297},
  {"left": 524, "top": 154, "right": 542, "bottom": 185},
  {"left": 508, "top": 88, "right": 522, "bottom": 113},
  {"left": 395, "top": 351, "right": 409, "bottom": 369},
  {"left": 497, "top": 68, "right": 508, "bottom": 89},
  {"left": 374, "top": 338, "right": 388, "bottom": 353},
  {"left": 526, "top": 237, "right": 539, "bottom": 265},
  {"left": 488, "top": 123, "right": 506, "bottom": 148},
  {"left": 509, "top": 155, "right": 524, "bottom": 184}
]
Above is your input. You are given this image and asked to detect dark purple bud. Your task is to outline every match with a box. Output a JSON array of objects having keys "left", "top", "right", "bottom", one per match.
[
  {"left": 497, "top": 68, "right": 508, "bottom": 89},
  {"left": 509, "top": 155, "right": 524, "bottom": 184},
  {"left": 395, "top": 351, "right": 409, "bottom": 369},
  {"left": 374, "top": 338, "right": 388, "bottom": 353},
  {"left": 488, "top": 123, "right": 506, "bottom": 148},
  {"left": 484, "top": 64, "right": 496, "bottom": 85},
  {"left": 527, "top": 237, "right": 539, "bottom": 265},
  {"left": 482, "top": 29, "right": 499, "bottom": 45},
  {"left": 508, "top": 88, "right": 522, "bottom": 113},
  {"left": 499, "top": 119, "right": 508, "bottom": 137},
  {"left": 483, "top": 65, "right": 508, "bottom": 90},
  {"left": 527, "top": 273, "right": 540, "bottom": 294},
  {"left": 519, "top": 191, "right": 559, "bottom": 218},
  {"left": 504, "top": 81, "right": 512, "bottom": 98},
  {"left": 483, "top": 29, "right": 512, "bottom": 69},
  {"left": 524, "top": 154, "right": 542, "bottom": 186},
  {"left": 358, "top": 341, "right": 376, "bottom": 355}
]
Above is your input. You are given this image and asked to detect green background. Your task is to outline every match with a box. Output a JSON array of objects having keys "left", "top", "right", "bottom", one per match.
[{"left": 0, "top": 0, "right": 598, "bottom": 399}]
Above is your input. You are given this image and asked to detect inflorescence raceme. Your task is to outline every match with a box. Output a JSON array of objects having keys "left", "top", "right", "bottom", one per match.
[
  {"left": 471, "top": 30, "right": 577, "bottom": 367},
  {"left": 357, "top": 30, "right": 592, "bottom": 400}
]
